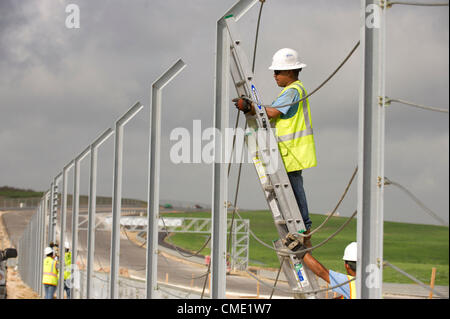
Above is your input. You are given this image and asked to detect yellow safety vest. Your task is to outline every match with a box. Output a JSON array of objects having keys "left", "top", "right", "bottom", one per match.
[
  {"left": 64, "top": 252, "right": 71, "bottom": 280},
  {"left": 339, "top": 275, "right": 357, "bottom": 299},
  {"left": 42, "top": 256, "right": 58, "bottom": 286},
  {"left": 272, "top": 80, "right": 317, "bottom": 172}
]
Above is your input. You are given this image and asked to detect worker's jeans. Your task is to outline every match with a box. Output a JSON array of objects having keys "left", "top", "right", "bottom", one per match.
[
  {"left": 64, "top": 280, "right": 71, "bottom": 299},
  {"left": 287, "top": 170, "right": 312, "bottom": 230},
  {"left": 44, "top": 284, "right": 57, "bottom": 299}
]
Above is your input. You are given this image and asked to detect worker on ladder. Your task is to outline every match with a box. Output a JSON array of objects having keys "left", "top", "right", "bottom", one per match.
[
  {"left": 234, "top": 48, "right": 317, "bottom": 247},
  {"left": 302, "top": 242, "right": 357, "bottom": 299}
]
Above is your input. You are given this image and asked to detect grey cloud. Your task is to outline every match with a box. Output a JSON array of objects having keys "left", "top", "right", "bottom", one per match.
[{"left": 0, "top": 0, "right": 448, "bottom": 225}]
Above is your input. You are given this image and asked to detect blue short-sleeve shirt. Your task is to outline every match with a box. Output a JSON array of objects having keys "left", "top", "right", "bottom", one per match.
[
  {"left": 329, "top": 270, "right": 351, "bottom": 299},
  {"left": 271, "top": 88, "right": 300, "bottom": 119}
]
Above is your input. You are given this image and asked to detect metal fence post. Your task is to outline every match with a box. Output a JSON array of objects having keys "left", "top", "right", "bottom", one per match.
[
  {"left": 212, "top": 12, "right": 230, "bottom": 302},
  {"left": 70, "top": 146, "right": 90, "bottom": 299},
  {"left": 58, "top": 161, "right": 74, "bottom": 299},
  {"left": 86, "top": 128, "right": 114, "bottom": 299},
  {"left": 49, "top": 182, "right": 55, "bottom": 243},
  {"left": 36, "top": 202, "right": 41, "bottom": 295},
  {"left": 146, "top": 59, "right": 186, "bottom": 298},
  {"left": 356, "top": 0, "right": 385, "bottom": 299},
  {"left": 212, "top": 0, "right": 257, "bottom": 299},
  {"left": 40, "top": 193, "right": 49, "bottom": 297},
  {"left": 110, "top": 102, "right": 143, "bottom": 299},
  {"left": 50, "top": 173, "right": 62, "bottom": 244}
]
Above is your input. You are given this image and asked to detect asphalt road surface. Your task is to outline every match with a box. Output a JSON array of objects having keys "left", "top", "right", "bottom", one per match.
[
  {"left": 3, "top": 208, "right": 448, "bottom": 299},
  {"left": 2, "top": 208, "right": 293, "bottom": 298}
]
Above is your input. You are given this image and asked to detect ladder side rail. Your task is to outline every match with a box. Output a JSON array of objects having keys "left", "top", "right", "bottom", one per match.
[
  {"left": 225, "top": 17, "right": 306, "bottom": 234},
  {"left": 225, "top": 16, "right": 323, "bottom": 298}
]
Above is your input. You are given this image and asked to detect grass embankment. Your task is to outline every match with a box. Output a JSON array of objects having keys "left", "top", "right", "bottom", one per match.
[
  {"left": 0, "top": 186, "right": 146, "bottom": 207},
  {"left": 161, "top": 210, "right": 449, "bottom": 285},
  {"left": 0, "top": 186, "right": 43, "bottom": 199}
]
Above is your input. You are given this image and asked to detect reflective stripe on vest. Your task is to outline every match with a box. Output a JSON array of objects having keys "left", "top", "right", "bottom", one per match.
[
  {"left": 348, "top": 275, "right": 357, "bottom": 299},
  {"left": 42, "top": 256, "right": 58, "bottom": 286},
  {"left": 339, "top": 275, "right": 357, "bottom": 299},
  {"left": 277, "top": 127, "right": 314, "bottom": 142},
  {"left": 64, "top": 252, "right": 72, "bottom": 280},
  {"left": 273, "top": 80, "right": 317, "bottom": 172}
]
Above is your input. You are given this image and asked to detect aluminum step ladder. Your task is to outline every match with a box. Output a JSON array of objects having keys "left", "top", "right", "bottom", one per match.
[{"left": 224, "top": 15, "right": 323, "bottom": 299}]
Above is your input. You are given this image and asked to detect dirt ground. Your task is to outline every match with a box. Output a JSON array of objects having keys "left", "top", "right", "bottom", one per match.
[
  {"left": 0, "top": 211, "right": 40, "bottom": 299},
  {"left": 0, "top": 210, "right": 132, "bottom": 299}
]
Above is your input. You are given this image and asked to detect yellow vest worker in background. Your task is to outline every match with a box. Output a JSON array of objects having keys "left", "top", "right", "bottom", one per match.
[
  {"left": 234, "top": 48, "right": 317, "bottom": 247},
  {"left": 42, "top": 246, "right": 58, "bottom": 299},
  {"left": 63, "top": 241, "right": 72, "bottom": 299}
]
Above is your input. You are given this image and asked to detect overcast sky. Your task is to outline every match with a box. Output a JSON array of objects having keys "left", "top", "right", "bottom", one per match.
[{"left": 0, "top": 0, "right": 448, "bottom": 226}]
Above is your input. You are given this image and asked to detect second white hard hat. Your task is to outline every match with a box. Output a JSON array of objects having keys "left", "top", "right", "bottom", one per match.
[
  {"left": 342, "top": 242, "right": 358, "bottom": 262},
  {"left": 269, "top": 48, "right": 307, "bottom": 71},
  {"left": 64, "top": 241, "right": 70, "bottom": 249},
  {"left": 44, "top": 247, "right": 53, "bottom": 256}
]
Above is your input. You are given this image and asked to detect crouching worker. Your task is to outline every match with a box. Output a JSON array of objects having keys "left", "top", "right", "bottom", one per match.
[{"left": 302, "top": 242, "right": 357, "bottom": 299}]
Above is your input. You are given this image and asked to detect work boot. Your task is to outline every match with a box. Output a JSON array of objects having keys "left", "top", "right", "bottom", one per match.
[{"left": 302, "top": 229, "right": 312, "bottom": 250}]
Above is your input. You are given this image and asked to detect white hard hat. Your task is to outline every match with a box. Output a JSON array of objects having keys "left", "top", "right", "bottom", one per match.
[
  {"left": 44, "top": 247, "right": 53, "bottom": 256},
  {"left": 269, "top": 48, "right": 307, "bottom": 71},
  {"left": 64, "top": 241, "right": 70, "bottom": 249},
  {"left": 342, "top": 242, "right": 357, "bottom": 262}
]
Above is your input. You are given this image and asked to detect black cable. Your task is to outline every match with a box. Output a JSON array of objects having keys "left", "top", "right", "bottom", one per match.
[
  {"left": 244, "top": 40, "right": 361, "bottom": 109},
  {"left": 252, "top": 0, "right": 265, "bottom": 73}
]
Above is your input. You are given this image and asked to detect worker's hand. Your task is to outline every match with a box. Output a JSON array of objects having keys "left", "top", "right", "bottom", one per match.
[
  {"left": 283, "top": 233, "right": 308, "bottom": 259},
  {"left": 232, "top": 97, "right": 253, "bottom": 114}
]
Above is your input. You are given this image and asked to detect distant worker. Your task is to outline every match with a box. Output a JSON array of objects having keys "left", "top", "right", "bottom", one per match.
[
  {"left": 49, "top": 241, "right": 59, "bottom": 260},
  {"left": 234, "top": 48, "right": 317, "bottom": 247},
  {"left": 302, "top": 242, "right": 357, "bottom": 299},
  {"left": 63, "top": 241, "right": 72, "bottom": 299},
  {"left": 42, "top": 246, "right": 59, "bottom": 299}
]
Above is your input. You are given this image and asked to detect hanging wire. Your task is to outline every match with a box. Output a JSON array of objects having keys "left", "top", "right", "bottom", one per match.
[
  {"left": 232, "top": 206, "right": 357, "bottom": 256},
  {"left": 252, "top": 0, "right": 265, "bottom": 73},
  {"left": 244, "top": 268, "right": 356, "bottom": 295},
  {"left": 241, "top": 40, "right": 361, "bottom": 108},
  {"left": 291, "top": 210, "right": 358, "bottom": 255},
  {"left": 226, "top": 123, "right": 248, "bottom": 260},
  {"left": 385, "top": 97, "right": 449, "bottom": 114},
  {"left": 386, "top": 1, "right": 449, "bottom": 7},
  {"left": 262, "top": 168, "right": 358, "bottom": 295},
  {"left": 269, "top": 256, "right": 285, "bottom": 299},
  {"left": 226, "top": 164, "right": 359, "bottom": 254},
  {"left": 296, "top": 166, "right": 358, "bottom": 238},
  {"left": 384, "top": 177, "right": 448, "bottom": 226},
  {"left": 201, "top": 258, "right": 212, "bottom": 299},
  {"left": 159, "top": 216, "right": 212, "bottom": 259},
  {"left": 383, "top": 261, "right": 447, "bottom": 298}
]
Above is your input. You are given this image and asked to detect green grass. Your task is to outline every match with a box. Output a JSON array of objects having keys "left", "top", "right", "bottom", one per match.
[
  {"left": 0, "top": 186, "right": 147, "bottom": 208},
  {"left": 161, "top": 210, "right": 449, "bottom": 285},
  {"left": 0, "top": 186, "right": 43, "bottom": 199}
]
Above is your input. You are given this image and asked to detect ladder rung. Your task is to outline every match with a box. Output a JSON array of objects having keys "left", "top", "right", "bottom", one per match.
[{"left": 236, "top": 80, "right": 246, "bottom": 87}]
